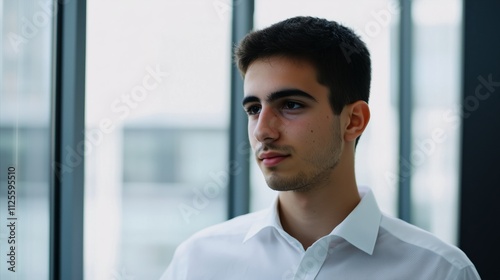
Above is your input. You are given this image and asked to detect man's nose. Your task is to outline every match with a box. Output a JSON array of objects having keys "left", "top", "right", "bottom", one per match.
[{"left": 253, "top": 107, "right": 280, "bottom": 143}]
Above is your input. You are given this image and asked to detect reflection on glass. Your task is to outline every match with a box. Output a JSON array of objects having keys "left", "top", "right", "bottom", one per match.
[
  {"left": 85, "top": 0, "right": 231, "bottom": 279},
  {"left": 0, "top": 1, "right": 52, "bottom": 279}
]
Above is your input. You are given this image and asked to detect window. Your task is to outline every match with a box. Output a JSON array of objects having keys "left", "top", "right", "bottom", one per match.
[
  {"left": 85, "top": 1, "right": 231, "bottom": 278},
  {"left": 411, "top": 0, "right": 462, "bottom": 245},
  {"left": 0, "top": 1, "right": 53, "bottom": 279}
]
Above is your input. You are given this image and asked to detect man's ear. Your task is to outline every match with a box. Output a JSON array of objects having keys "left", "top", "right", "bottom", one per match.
[{"left": 343, "top": 101, "right": 370, "bottom": 142}]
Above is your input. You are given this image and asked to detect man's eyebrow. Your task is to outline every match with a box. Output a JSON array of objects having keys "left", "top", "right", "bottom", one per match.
[
  {"left": 267, "top": 89, "right": 317, "bottom": 103},
  {"left": 242, "top": 96, "right": 260, "bottom": 107},
  {"left": 242, "top": 89, "right": 317, "bottom": 107}
]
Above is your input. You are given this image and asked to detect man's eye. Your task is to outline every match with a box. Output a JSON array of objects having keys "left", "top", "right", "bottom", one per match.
[
  {"left": 245, "top": 105, "right": 261, "bottom": 115},
  {"left": 283, "top": 101, "right": 303, "bottom": 110}
]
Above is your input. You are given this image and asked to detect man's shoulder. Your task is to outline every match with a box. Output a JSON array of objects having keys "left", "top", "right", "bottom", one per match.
[
  {"left": 379, "top": 214, "right": 474, "bottom": 269},
  {"left": 161, "top": 210, "right": 271, "bottom": 279}
]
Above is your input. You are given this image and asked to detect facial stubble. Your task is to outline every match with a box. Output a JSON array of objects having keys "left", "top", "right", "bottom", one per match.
[{"left": 261, "top": 119, "right": 343, "bottom": 192}]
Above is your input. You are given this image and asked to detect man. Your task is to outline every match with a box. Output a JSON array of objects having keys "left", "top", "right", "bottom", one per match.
[{"left": 160, "top": 16, "right": 480, "bottom": 279}]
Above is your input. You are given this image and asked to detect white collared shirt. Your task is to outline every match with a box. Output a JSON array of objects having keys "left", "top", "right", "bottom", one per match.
[{"left": 160, "top": 187, "right": 480, "bottom": 280}]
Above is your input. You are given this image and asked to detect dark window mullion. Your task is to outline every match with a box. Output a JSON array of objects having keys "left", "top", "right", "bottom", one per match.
[
  {"left": 397, "top": 0, "right": 413, "bottom": 223},
  {"left": 50, "top": 1, "right": 87, "bottom": 279},
  {"left": 228, "top": 0, "right": 254, "bottom": 219}
]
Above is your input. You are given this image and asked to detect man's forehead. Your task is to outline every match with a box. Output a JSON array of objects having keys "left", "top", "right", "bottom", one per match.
[{"left": 244, "top": 58, "right": 315, "bottom": 91}]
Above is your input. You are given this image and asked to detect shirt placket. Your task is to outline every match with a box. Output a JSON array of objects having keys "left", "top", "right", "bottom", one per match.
[{"left": 292, "top": 237, "right": 330, "bottom": 280}]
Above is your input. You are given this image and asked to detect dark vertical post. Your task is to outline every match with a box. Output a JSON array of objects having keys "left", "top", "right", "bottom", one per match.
[
  {"left": 459, "top": 1, "right": 500, "bottom": 278},
  {"left": 228, "top": 0, "right": 254, "bottom": 219},
  {"left": 50, "top": 0, "right": 86, "bottom": 279},
  {"left": 397, "top": 0, "right": 413, "bottom": 222}
]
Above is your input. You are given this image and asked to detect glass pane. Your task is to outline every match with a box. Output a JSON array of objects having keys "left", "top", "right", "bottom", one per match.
[
  {"left": 85, "top": 1, "right": 231, "bottom": 279},
  {"left": 0, "top": 1, "right": 53, "bottom": 279},
  {"left": 411, "top": 0, "right": 462, "bottom": 245},
  {"left": 251, "top": 0, "right": 399, "bottom": 217}
]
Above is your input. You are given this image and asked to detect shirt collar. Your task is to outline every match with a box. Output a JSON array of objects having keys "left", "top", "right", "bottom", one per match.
[
  {"left": 243, "top": 197, "right": 282, "bottom": 243},
  {"left": 243, "top": 187, "right": 382, "bottom": 255},
  {"left": 331, "top": 187, "right": 382, "bottom": 255}
]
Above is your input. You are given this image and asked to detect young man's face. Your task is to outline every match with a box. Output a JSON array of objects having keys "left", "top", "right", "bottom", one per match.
[{"left": 243, "top": 56, "right": 345, "bottom": 192}]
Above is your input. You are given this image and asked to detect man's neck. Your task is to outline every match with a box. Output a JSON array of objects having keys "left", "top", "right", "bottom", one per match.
[{"left": 277, "top": 180, "right": 360, "bottom": 250}]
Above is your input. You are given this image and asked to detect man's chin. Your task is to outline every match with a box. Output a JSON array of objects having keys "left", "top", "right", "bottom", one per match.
[{"left": 265, "top": 175, "right": 304, "bottom": 192}]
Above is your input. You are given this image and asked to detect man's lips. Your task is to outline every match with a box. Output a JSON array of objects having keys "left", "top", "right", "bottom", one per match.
[{"left": 259, "top": 152, "right": 289, "bottom": 167}]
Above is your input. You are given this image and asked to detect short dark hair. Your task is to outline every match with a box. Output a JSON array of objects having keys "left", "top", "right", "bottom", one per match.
[{"left": 235, "top": 16, "right": 371, "bottom": 116}]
